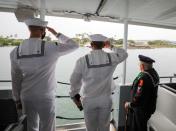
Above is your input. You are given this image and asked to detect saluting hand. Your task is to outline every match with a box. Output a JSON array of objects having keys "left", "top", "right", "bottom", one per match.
[{"left": 46, "top": 26, "right": 58, "bottom": 36}]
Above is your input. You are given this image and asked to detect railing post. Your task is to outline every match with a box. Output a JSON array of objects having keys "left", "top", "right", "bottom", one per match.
[{"left": 170, "top": 77, "right": 172, "bottom": 83}]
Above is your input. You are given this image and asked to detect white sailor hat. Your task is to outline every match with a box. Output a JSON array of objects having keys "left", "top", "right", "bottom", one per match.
[
  {"left": 24, "top": 18, "right": 48, "bottom": 27},
  {"left": 89, "top": 34, "right": 108, "bottom": 42}
]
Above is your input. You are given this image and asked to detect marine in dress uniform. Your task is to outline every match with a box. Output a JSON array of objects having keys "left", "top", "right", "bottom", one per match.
[
  {"left": 125, "top": 55, "right": 159, "bottom": 131},
  {"left": 10, "top": 18, "right": 78, "bottom": 131},
  {"left": 69, "top": 34, "right": 128, "bottom": 131}
]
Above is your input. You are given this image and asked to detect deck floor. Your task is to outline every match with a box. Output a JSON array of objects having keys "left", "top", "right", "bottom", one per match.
[{"left": 56, "top": 124, "right": 116, "bottom": 131}]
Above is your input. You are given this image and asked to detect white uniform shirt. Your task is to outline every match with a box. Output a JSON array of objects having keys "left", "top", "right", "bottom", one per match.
[
  {"left": 70, "top": 47, "right": 128, "bottom": 98},
  {"left": 10, "top": 34, "right": 78, "bottom": 101}
]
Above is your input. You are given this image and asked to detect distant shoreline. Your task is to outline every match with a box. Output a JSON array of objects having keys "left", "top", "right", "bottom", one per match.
[
  {"left": 127, "top": 45, "right": 176, "bottom": 49},
  {"left": 113, "top": 44, "right": 176, "bottom": 49},
  {"left": 1, "top": 37, "right": 176, "bottom": 48},
  {"left": 1, "top": 45, "right": 176, "bottom": 49}
]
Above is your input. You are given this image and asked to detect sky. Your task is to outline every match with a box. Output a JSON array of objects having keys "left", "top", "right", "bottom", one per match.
[{"left": 1, "top": 12, "right": 176, "bottom": 41}]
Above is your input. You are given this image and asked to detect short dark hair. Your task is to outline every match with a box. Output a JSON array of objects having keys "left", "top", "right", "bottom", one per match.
[
  {"left": 91, "top": 41, "right": 104, "bottom": 49},
  {"left": 28, "top": 26, "right": 45, "bottom": 32}
]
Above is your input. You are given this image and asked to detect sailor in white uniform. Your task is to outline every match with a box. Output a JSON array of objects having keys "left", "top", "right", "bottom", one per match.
[
  {"left": 69, "top": 34, "right": 128, "bottom": 131},
  {"left": 10, "top": 18, "right": 79, "bottom": 131}
]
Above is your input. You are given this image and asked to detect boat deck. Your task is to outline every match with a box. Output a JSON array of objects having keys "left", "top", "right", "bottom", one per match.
[
  {"left": 56, "top": 122, "right": 116, "bottom": 131},
  {"left": 56, "top": 127, "right": 116, "bottom": 131},
  {"left": 1, "top": 78, "right": 176, "bottom": 131}
]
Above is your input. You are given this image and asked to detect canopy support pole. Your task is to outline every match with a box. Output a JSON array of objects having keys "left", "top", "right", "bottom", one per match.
[
  {"left": 122, "top": 0, "right": 129, "bottom": 85},
  {"left": 122, "top": 19, "right": 128, "bottom": 85},
  {"left": 40, "top": 0, "right": 46, "bottom": 20}
]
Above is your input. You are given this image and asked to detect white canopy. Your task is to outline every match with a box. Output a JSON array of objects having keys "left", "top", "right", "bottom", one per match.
[{"left": 0, "top": 0, "right": 176, "bottom": 29}]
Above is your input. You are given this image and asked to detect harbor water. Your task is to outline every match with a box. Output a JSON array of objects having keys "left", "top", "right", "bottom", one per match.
[{"left": 0, "top": 46, "right": 176, "bottom": 125}]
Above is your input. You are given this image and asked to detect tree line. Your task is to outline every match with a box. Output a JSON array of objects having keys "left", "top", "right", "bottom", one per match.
[
  {"left": 0, "top": 36, "right": 22, "bottom": 46},
  {"left": 0, "top": 35, "right": 176, "bottom": 48}
]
